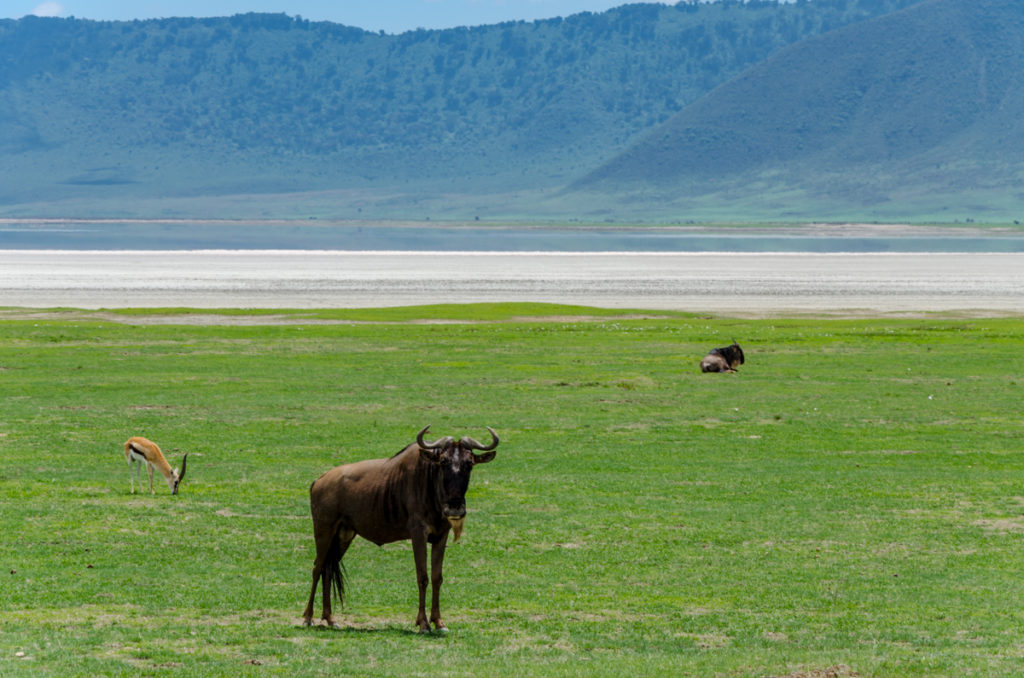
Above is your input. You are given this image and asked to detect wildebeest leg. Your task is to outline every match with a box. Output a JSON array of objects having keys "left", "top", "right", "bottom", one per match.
[
  {"left": 430, "top": 533, "right": 449, "bottom": 632},
  {"left": 303, "top": 529, "right": 334, "bottom": 626},
  {"left": 412, "top": 532, "right": 431, "bottom": 633},
  {"left": 701, "top": 354, "right": 736, "bottom": 373}
]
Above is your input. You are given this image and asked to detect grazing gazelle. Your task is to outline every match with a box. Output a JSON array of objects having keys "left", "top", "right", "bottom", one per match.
[{"left": 123, "top": 437, "right": 188, "bottom": 495}]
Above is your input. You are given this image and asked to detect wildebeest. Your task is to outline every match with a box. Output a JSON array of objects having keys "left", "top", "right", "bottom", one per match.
[
  {"left": 700, "top": 341, "right": 745, "bottom": 373},
  {"left": 303, "top": 425, "right": 499, "bottom": 633}
]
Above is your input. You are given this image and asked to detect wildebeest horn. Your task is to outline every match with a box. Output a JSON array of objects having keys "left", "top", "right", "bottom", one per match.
[
  {"left": 416, "top": 425, "right": 450, "bottom": 450},
  {"left": 461, "top": 427, "right": 499, "bottom": 451}
]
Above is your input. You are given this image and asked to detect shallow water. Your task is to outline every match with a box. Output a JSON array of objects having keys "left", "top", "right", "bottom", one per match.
[
  {"left": 3, "top": 221, "right": 1024, "bottom": 252},
  {"left": 2, "top": 250, "right": 1022, "bottom": 314}
]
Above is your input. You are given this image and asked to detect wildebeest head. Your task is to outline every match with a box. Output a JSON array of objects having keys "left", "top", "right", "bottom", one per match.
[
  {"left": 416, "top": 425, "right": 499, "bottom": 541},
  {"left": 726, "top": 340, "right": 745, "bottom": 366}
]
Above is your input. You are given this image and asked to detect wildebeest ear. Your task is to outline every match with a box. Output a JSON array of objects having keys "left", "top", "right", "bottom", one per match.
[
  {"left": 472, "top": 450, "right": 497, "bottom": 465},
  {"left": 419, "top": 447, "right": 442, "bottom": 464}
]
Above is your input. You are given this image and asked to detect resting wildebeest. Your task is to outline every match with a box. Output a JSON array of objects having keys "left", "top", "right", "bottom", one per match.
[
  {"left": 700, "top": 341, "right": 745, "bottom": 373},
  {"left": 303, "top": 425, "right": 499, "bottom": 633}
]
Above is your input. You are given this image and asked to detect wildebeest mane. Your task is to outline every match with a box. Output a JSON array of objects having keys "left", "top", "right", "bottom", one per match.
[
  {"left": 709, "top": 344, "right": 743, "bottom": 363},
  {"left": 359, "top": 447, "right": 446, "bottom": 532}
]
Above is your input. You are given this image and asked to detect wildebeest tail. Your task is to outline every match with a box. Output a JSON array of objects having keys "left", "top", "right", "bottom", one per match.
[{"left": 323, "top": 536, "right": 347, "bottom": 609}]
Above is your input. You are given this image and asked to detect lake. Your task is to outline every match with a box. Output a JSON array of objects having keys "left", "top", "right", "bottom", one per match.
[{"left": 3, "top": 219, "right": 1024, "bottom": 252}]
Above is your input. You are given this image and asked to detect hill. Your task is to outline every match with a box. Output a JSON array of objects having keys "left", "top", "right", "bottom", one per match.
[
  {"left": 572, "top": 0, "right": 1024, "bottom": 221},
  {"left": 0, "top": 1, "right": 920, "bottom": 221}
]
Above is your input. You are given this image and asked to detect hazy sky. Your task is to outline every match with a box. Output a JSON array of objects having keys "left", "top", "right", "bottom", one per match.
[{"left": 3, "top": 1, "right": 647, "bottom": 33}]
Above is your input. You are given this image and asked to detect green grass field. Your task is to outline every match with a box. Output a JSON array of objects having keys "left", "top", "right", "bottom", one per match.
[{"left": 2, "top": 304, "right": 1023, "bottom": 677}]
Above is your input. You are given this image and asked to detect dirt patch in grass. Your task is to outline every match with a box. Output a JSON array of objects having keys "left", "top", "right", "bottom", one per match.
[
  {"left": 774, "top": 666, "right": 859, "bottom": 678},
  {"left": 974, "top": 517, "right": 1024, "bottom": 534}
]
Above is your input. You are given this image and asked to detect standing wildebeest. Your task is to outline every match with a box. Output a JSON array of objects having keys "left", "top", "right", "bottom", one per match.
[
  {"left": 700, "top": 340, "right": 745, "bottom": 373},
  {"left": 303, "top": 425, "right": 499, "bottom": 633}
]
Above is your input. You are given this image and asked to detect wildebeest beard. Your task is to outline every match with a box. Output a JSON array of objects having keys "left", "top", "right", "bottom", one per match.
[{"left": 448, "top": 516, "right": 466, "bottom": 542}]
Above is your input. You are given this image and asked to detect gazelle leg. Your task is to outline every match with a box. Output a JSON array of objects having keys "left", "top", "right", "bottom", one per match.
[{"left": 147, "top": 462, "right": 155, "bottom": 494}]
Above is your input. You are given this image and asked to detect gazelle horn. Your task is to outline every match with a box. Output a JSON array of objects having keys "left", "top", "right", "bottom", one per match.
[{"left": 173, "top": 453, "right": 188, "bottom": 494}]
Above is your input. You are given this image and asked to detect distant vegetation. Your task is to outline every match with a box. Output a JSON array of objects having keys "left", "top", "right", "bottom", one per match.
[{"left": 4, "top": 0, "right": 1021, "bottom": 222}]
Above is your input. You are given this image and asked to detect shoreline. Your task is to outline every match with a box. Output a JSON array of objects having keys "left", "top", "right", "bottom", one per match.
[{"left": 2, "top": 250, "right": 1023, "bottom": 319}]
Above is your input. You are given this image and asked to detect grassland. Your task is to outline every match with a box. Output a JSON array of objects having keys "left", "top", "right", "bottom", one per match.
[{"left": 2, "top": 304, "right": 1023, "bottom": 676}]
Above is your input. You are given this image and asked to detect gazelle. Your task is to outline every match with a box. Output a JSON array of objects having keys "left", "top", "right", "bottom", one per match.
[{"left": 123, "top": 436, "right": 188, "bottom": 495}]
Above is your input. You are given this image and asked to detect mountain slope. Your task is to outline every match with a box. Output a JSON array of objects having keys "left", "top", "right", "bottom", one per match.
[
  {"left": 574, "top": 0, "right": 1024, "bottom": 219},
  {"left": 0, "top": 1, "right": 919, "bottom": 218}
]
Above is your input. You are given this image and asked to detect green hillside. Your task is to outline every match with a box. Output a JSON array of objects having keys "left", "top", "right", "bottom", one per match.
[
  {"left": 0, "top": 1, "right": 920, "bottom": 220},
  {"left": 574, "top": 0, "right": 1024, "bottom": 221}
]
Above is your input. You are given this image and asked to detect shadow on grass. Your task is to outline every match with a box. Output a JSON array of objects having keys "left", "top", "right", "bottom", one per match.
[{"left": 295, "top": 620, "right": 448, "bottom": 640}]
